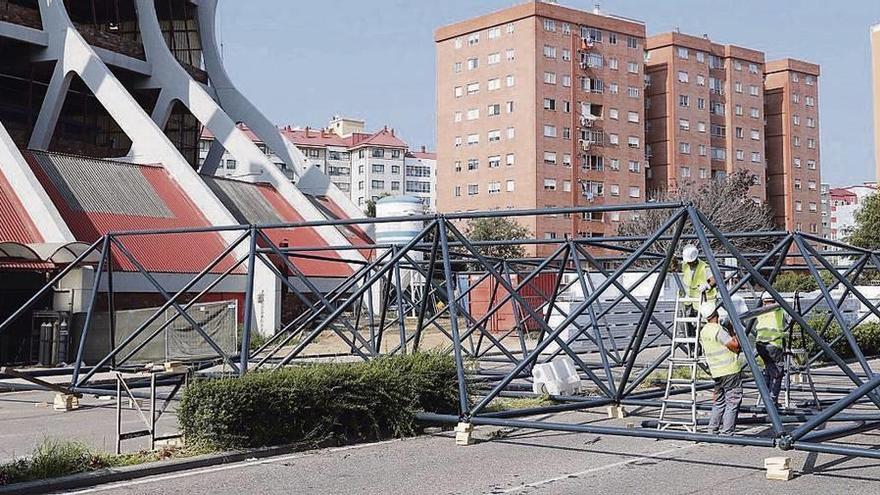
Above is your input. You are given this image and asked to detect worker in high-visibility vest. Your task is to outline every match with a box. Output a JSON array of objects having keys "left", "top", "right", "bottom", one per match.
[
  {"left": 699, "top": 301, "right": 745, "bottom": 436},
  {"left": 755, "top": 291, "right": 787, "bottom": 406},
  {"left": 680, "top": 245, "right": 717, "bottom": 308}
]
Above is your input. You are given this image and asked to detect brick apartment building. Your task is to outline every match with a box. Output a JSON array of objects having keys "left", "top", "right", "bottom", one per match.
[
  {"left": 436, "top": 0, "right": 823, "bottom": 239},
  {"left": 644, "top": 33, "right": 767, "bottom": 201},
  {"left": 435, "top": 0, "right": 647, "bottom": 245},
  {"left": 764, "top": 59, "right": 822, "bottom": 233}
]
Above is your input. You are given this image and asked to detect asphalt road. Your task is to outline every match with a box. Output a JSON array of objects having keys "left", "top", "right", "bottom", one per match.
[{"left": 60, "top": 411, "right": 880, "bottom": 495}]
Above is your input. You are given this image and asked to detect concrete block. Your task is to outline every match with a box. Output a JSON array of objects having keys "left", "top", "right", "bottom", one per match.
[
  {"left": 607, "top": 405, "right": 627, "bottom": 419},
  {"left": 764, "top": 456, "right": 791, "bottom": 470},
  {"left": 53, "top": 393, "right": 79, "bottom": 411},
  {"left": 766, "top": 468, "right": 793, "bottom": 481},
  {"left": 155, "top": 437, "right": 185, "bottom": 449},
  {"left": 454, "top": 422, "right": 474, "bottom": 446}
]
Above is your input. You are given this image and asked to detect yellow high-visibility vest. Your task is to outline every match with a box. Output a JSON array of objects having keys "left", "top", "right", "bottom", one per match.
[
  {"left": 756, "top": 308, "right": 785, "bottom": 347},
  {"left": 682, "top": 260, "right": 717, "bottom": 303},
  {"left": 700, "top": 322, "right": 743, "bottom": 378}
]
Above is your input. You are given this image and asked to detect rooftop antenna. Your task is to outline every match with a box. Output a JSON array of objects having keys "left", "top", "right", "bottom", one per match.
[{"left": 593, "top": 3, "right": 601, "bottom": 14}]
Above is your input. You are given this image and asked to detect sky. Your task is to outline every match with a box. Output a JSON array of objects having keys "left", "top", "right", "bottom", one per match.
[{"left": 217, "top": 0, "right": 880, "bottom": 187}]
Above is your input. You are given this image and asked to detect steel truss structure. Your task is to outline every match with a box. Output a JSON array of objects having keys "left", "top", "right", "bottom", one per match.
[{"left": 3, "top": 202, "right": 880, "bottom": 460}]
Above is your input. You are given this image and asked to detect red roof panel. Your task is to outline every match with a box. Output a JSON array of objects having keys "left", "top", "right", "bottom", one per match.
[
  {"left": 25, "top": 151, "right": 237, "bottom": 274},
  {"left": 0, "top": 168, "right": 43, "bottom": 244}
]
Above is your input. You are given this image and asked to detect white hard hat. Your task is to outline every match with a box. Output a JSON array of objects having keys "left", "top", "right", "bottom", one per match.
[
  {"left": 682, "top": 245, "right": 699, "bottom": 263},
  {"left": 760, "top": 291, "right": 773, "bottom": 301},
  {"left": 699, "top": 301, "right": 718, "bottom": 319}
]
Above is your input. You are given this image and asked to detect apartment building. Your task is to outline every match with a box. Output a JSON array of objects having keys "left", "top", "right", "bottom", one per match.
[
  {"left": 645, "top": 32, "right": 767, "bottom": 201},
  {"left": 435, "top": 0, "right": 647, "bottom": 246},
  {"left": 764, "top": 59, "right": 821, "bottom": 233},
  {"left": 200, "top": 117, "right": 437, "bottom": 212}
]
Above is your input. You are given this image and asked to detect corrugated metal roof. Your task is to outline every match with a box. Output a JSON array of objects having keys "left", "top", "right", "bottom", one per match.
[
  {"left": 203, "top": 176, "right": 352, "bottom": 278},
  {"left": 25, "top": 151, "right": 237, "bottom": 274},
  {"left": 0, "top": 168, "right": 43, "bottom": 244},
  {"left": 30, "top": 152, "right": 172, "bottom": 217}
]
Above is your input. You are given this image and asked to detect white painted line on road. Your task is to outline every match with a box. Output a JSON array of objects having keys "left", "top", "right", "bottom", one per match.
[
  {"left": 494, "top": 426, "right": 766, "bottom": 494},
  {"left": 64, "top": 437, "right": 405, "bottom": 494}
]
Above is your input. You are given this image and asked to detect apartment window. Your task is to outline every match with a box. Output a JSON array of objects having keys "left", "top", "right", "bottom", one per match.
[
  {"left": 679, "top": 142, "right": 691, "bottom": 154},
  {"left": 749, "top": 63, "right": 759, "bottom": 74},
  {"left": 543, "top": 178, "right": 557, "bottom": 190},
  {"left": 544, "top": 151, "right": 557, "bottom": 165},
  {"left": 488, "top": 78, "right": 500, "bottom": 91},
  {"left": 506, "top": 101, "right": 514, "bottom": 113},
  {"left": 371, "top": 180, "right": 385, "bottom": 189},
  {"left": 627, "top": 86, "right": 640, "bottom": 98},
  {"left": 466, "top": 82, "right": 480, "bottom": 95},
  {"left": 628, "top": 186, "right": 641, "bottom": 198},
  {"left": 562, "top": 48, "right": 571, "bottom": 61},
  {"left": 750, "top": 107, "right": 760, "bottom": 118},
  {"left": 391, "top": 181, "right": 400, "bottom": 191},
  {"left": 358, "top": 181, "right": 364, "bottom": 190},
  {"left": 792, "top": 93, "right": 800, "bottom": 104},
  {"left": 809, "top": 202, "right": 818, "bottom": 212},
  {"left": 506, "top": 49, "right": 515, "bottom": 61},
  {"left": 584, "top": 155, "right": 603, "bottom": 171},
  {"left": 454, "top": 160, "right": 462, "bottom": 172},
  {"left": 506, "top": 153, "right": 515, "bottom": 166},
  {"left": 563, "top": 127, "right": 571, "bottom": 139},
  {"left": 467, "top": 58, "right": 479, "bottom": 70},
  {"left": 454, "top": 86, "right": 463, "bottom": 98},
  {"left": 506, "top": 75, "right": 515, "bottom": 87},
  {"left": 488, "top": 181, "right": 501, "bottom": 194},
  {"left": 608, "top": 57, "right": 619, "bottom": 70},
  {"left": 609, "top": 184, "right": 620, "bottom": 196},
  {"left": 678, "top": 70, "right": 689, "bottom": 83},
  {"left": 609, "top": 108, "right": 619, "bottom": 120},
  {"left": 372, "top": 163, "right": 385, "bottom": 173},
  {"left": 506, "top": 180, "right": 515, "bottom": 192},
  {"left": 627, "top": 136, "right": 640, "bottom": 148},
  {"left": 488, "top": 26, "right": 501, "bottom": 39},
  {"left": 697, "top": 121, "right": 707, "bottom": 133},
  {"left": 679, "top": 95, "right": 690, "bottom": 107},
  {"left": 544, "top": 18, "right": 556, "bottom": 32},
  {"left": 750, "top": 129, "right": 760, "bottom": 140},
  {"left": 608, "top": 83, "right": 619, "bottom": 94},
  {"left": 544, "top": 98, "right": 556, "bottom": 110},
  {"left": 488, "top": 52, "right": 501, "bottom": 65},
  {"left": 679, "top": 119, "right": 690, "bottom": 131},
  {"left": 628, "top": 61, "right": 639, "bottom": 74},
  {"left": 627, "top": 111, "right": 639, "bottom": 123},
  {"left": 736, "top": 149, "right": 744, "bottom": 161},
  {"left": 711, "top": 147, "right": 727, "bottom": 161},
  {"left": 699, "top": 168, "right": 709, "bottom": 179},
  {"left": 806, "top": 75, "right": 815, "bottom": 86},
  {"left": 563, "top": 101, "right": 571, "bottom": 113},
  {"left": 454, "top": 186, "right": 461, "bottom": 197},
  {"left": 467, "top": 134, "right": 479, "bottom": 145},
  {"left": 709, "top": 55, "right": 723, "bottom": 69},
  {"left": 794, "top": 136, "right": 801, "bottom": 147},
  {"left": 751, "top": 152, "right": 761, "bottom": 163},
  {"left": 543, "top": 45, "right": 557, "bottom": 58},
  {"left": 562, "top": 75, "right": 571, "bottom": 87},
  {"left": 806, "top": 96, "right": 815, "bottom": 107},
  {"left": 453, "top": 111, "right": 462, "bottom": 123},
  {"left": 507, "top": 127, "right": 515, "bottom": 139},
  {"left": 709, "top": 77, "right": 723, "bottom": 94},
  {"left": 808, "top": 180, "right": 817, "bottom": 191},
  {"left": 807, "top": 117, "right": 816, "bottom": 128},
  {"left": 609, "top": 159, "right": 620, "bottom": 171},
  {"left": 372, "top": 149, "right": 385, "bottom": 158},
  {"left": 607, "top": 133, "right": 619, "bottom": 146},
  {"left": 488, "top": 129, "right": 501, "bottom": 142},
  {"left": 225, "top": 159, "right": 237, "bottom": 170},
  {"left": 467, "top": 184, "right": 479, "bottom": 195},
  {"left": 697, "top": 98, "right": 706, "bottom": 110},
  {"left": 698, "top": 144, "right": 707, "bottom": 156},
  {"left": 544, "top": 72, "right": 557, "bottom": 84},
  {"left": 680, "top": 166, "right": 691, "bottom": 178},
  {"left": 711, "top": 124, "right": 726, "bottom": 137},
  {"left": 466, "top": 108, "right": 479, "bottom": 120},
  {"left": 793, "top": 158, "right": 801, "bottom": 168},
  {"left": 711, "top": 102, "right": 725, "bottom": 116},
  {"left": 608, "top": 32, "right": 618, "bottom": 44},
  {"left": 677, "top": 47, "right": 689, "bottom": 59},
  {"left": 795, "top": 201, "right": 803, "bottom": 212},
  {"left": 467, "top": 33, "right": 479, "bottom": 46},
  {"left": 454, "top": 136, "right": 462, "bottom": 147},
  {"left": 583, "top": 52, "right": 604, "bottom": 68},
  {"left": 808, "top": 138, "right": 816, "bottom": 149},
  {"left": 454, "top": 38, "right": 462, "bottom": 49},
  {"left": 581, "top": 77, "right": 604, "bottom": 93},
  {"left": 628, "top": 160, "right": 640, "bottom": 173},
  {"left": 794, "top": 179, "right": 802, "bottom": 189},
  {"left": 734, "top": 81, "right": 743, "bottom": 93},
  {"left": 807, "top": 160, "right": 816, "bottom": 170},
  {"left": 735, "top": 127, "right": 744, "bottom": 139},
  {"left": 733, "top": 104, "right": 743, "bottom": 116},
  {"left": 506, "top": 23, "right": 514, "bottom": 34},
  {"left": 487, "top": 104, "right": 500, "bottom": 116},
  {"left": 563, "top": 153, "right": 572, "bottom": 167},
  {"left": 453, "top": 62, "right": 462, "bottom": 73}
]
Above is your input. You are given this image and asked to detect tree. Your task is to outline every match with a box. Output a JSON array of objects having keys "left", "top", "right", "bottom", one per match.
[
  {"left": 846, "top": 193, "right": 880, "bottom": 250},
  {"left": 364, "top": 193, "right": 392, "bottom": 218},
  {"left": 617, "top": 170, "right": 776, "bottom": 254},
  {"left": 464, "top": 217, "right": 531, "bottom": 262}
]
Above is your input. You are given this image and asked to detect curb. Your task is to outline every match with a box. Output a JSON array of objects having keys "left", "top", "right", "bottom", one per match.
[{"left": 0, "top": 443, "right": 308, "bottom": 495}]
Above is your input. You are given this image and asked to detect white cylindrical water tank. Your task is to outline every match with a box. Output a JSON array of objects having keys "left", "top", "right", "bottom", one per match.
[{"left": 375, "top": 195, "right": 425, "bottom": 246}]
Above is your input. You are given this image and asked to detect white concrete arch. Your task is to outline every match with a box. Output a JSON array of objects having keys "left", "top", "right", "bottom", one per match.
[{"left": 132, "top": 0, "right": 363, "bottom": 265}]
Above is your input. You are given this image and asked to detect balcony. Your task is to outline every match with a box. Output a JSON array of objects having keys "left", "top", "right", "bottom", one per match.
[{"left": 75, "top": 22, "right": 146, "bottom": 60}]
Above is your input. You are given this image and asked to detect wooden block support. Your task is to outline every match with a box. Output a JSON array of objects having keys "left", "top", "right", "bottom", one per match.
[
  {"left": 607, "top": 405, "right": 627, "bottom": 419},
  {"left": 765, "top": 457, "right": 793, "bottom": 481},
  {"left": 454, "top": 422, "right": 474, "bottom": 446},
  {"left": 53, "top": 393, "right": 79, "bottom": 411}
]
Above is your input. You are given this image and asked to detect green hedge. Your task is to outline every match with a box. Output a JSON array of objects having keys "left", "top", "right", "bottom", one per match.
[
  {"left": 799, "top": 317, "right": 880, "bottom": 360},
  {"left": 177, "top": 353, "right": 460, "bottom": 450}
]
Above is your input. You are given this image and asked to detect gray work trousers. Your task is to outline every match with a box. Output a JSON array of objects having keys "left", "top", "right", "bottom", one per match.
[
  {"left": 756, "top": 342, "right": 785, "bottom": 405},
  {"left": 708, "top": 370, "right": 743, "bottom": 436}
]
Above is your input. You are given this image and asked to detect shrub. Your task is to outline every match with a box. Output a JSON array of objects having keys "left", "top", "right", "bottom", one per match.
[
  {"left": 798, "top": 315, "right": 880, "bottom": 361},
  {"left": 177, "top": 352, "right": 459, "bottom": 450},
  {"left": 0, "top": 439, "right": 109, "bottom": 486}
]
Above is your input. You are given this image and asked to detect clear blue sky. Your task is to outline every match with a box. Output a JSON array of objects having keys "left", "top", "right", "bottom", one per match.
[{"left": 217, "top": 0, "right": 880, "bottom": 186}]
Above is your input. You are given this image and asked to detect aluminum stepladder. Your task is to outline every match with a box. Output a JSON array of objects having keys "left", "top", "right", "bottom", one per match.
[{"left": 657, "top": 294, "right": 706, "bottom": 432}]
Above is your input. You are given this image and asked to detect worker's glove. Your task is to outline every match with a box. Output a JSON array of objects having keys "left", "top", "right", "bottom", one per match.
[{"left": 698, "top": 283, "right": 710, "bottom": 292}]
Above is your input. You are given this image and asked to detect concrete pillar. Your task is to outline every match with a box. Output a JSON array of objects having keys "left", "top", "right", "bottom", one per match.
[
  {"left": 252, "top": 260, "right": 281, "bottom": 337},
  {"left": 28, "top": 62, "right": 71, "bottom": 150}
]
